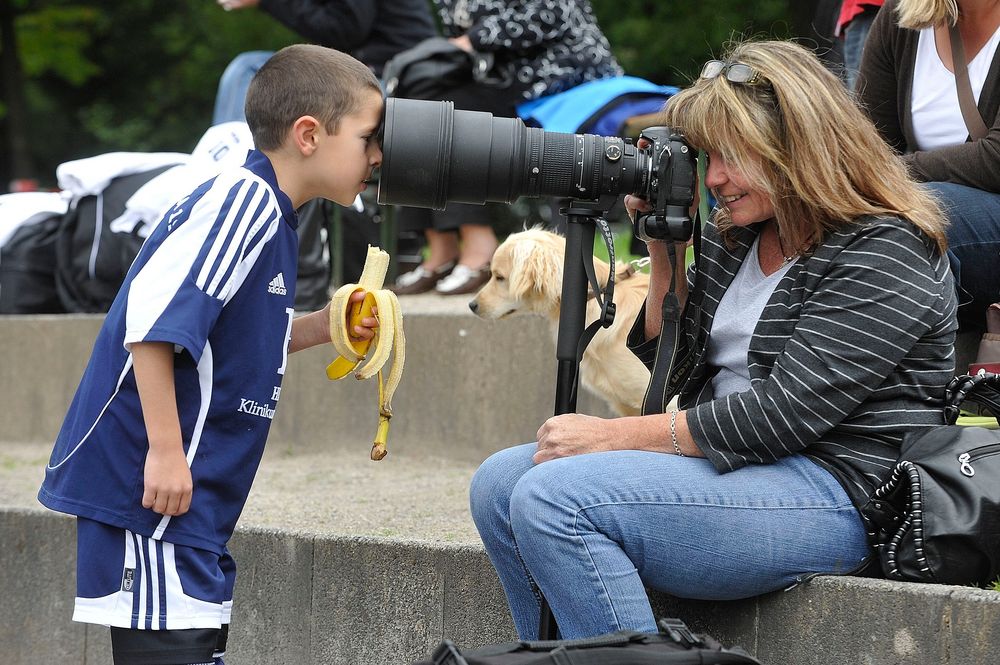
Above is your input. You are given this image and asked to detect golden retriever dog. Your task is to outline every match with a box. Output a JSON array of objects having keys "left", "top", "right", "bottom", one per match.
[{"left": 469, "top": 228, "right": 651, "bottom": 417}]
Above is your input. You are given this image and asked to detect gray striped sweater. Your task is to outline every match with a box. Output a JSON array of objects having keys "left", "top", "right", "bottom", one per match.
[{"left": 628, "top": 215, "right": 958, "bottom": 517}]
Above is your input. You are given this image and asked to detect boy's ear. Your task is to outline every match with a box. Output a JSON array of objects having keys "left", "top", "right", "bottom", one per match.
[{"left": 290, "top": 115, "right": 322, "bottom": 155}]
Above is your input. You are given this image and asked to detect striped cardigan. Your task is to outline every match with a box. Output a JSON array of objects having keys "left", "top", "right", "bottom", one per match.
[{"left": 628, "top": 214, "right": 958, "bottom": 516}]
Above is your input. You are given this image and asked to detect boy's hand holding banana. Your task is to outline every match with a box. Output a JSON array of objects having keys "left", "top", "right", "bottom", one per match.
[{"left": 326, "top": 246, "right": 405, "bottom": 461}]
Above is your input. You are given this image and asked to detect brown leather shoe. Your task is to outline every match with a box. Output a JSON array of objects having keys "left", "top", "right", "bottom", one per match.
[
  {"left": 434, "top": 264, "right": 490, "bottom": 295},
  {"left": 390, "top": 261, "right": 455, "bottom": 295}
]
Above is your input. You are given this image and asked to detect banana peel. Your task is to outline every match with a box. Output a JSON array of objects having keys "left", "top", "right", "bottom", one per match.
[{"left": 327, "top": 246, "right": 405, "bottom": 460}]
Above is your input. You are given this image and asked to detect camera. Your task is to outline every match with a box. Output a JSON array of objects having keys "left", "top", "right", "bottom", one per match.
[{"left": 376, "top": 98, "right": 697, "bottom": 242}]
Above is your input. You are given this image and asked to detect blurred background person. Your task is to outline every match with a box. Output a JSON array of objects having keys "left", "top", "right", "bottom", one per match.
[
  {"left": 837, "top": 0, "right": 885, "bottom": 90},
  {"left": 858, "top": 0, "right": 1000, "bottom": 332},
  {"left": 211, "top": 0, "right": 435, "bottom": 125},
  {"left": 209, "top": 0, "right": 436, "bottom": 288},
  {"left": 390, "top": 0, "right": 623, "bottom": 296}
]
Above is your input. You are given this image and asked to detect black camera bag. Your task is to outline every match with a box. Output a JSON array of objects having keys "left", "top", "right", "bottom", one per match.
[
  {"left": 864, "top": 372, "right": 1000, "bottom": 586},
  {"left": 413, "top": 618, "right": 760, "bottom": 665},
  {"left": 383, "top": 37, "right": 497, "bottom": 100}
]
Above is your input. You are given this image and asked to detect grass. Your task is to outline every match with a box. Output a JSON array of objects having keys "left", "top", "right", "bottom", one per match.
[{"left": 991, "top": 578, "right": 1000, "bottom": 592}]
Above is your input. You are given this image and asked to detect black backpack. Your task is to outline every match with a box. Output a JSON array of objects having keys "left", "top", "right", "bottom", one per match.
[
  {"left": 54, "top": 164, "right": 339, "bottom": 314},
  {"left": 55, "top": 165, "right": 177, "bottom": 313},
  {"left": 0, "top": 213, "right": 64, "bottom": 314},
  {"left": 414, "top": 619, "right": 761, "bottom": 665}
]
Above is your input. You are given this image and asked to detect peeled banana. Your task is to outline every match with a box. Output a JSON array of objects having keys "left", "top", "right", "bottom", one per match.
[{"left": 327, "top": 246, "right": 405, "bottom": 460}]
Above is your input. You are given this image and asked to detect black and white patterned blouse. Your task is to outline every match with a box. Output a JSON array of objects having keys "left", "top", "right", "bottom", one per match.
[{"left": 434, "top": 0, "right": 624, "bottom": 100}]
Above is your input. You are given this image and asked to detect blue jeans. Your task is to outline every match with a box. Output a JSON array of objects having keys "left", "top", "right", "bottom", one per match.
[
  {"left": 470, "top": 444, "right": 870, "bottom": 640},
  {"left": 926, "top": 181, "right": 1000, "bottom": 332},
  {"left": 212, "top": 51, "right": 273, "bottom": 125}
]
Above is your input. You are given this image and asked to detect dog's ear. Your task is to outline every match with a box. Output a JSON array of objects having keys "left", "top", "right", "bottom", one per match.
[{"left": 509, "top": 235, "right": 563, "bottom": 304}]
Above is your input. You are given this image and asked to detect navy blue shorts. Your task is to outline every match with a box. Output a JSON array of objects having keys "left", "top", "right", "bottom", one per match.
[{"left": 74, "top": 517, "right": 236, "bottom": 631}]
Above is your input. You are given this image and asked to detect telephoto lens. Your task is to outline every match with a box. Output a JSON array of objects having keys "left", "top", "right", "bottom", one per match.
[{"left": 376, "top": 98, "right": 653, "bottom": 210}]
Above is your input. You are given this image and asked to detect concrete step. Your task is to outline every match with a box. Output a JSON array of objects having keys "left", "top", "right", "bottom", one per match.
[
  {"left": 2, "top": 302, "right": 998, "bottom": 664},
  {"left": 0, "top": 295, "right": 615, "bottom": 466},
  {"left": 3, "top": 505, "right": 999, "bottom": 665}
]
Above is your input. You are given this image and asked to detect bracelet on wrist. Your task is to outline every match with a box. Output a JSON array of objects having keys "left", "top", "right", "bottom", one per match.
[{"left": 670, "top": 410, "right": 684, "bottom": 456}]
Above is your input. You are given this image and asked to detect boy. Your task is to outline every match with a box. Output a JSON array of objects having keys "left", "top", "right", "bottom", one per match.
[{"left": 38, "top": 45, "right": 384, "bottom": 665}]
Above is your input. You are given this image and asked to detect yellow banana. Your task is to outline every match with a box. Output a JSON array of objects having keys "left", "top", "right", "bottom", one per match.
[{"left": 327, "top": 246, "right": 405, "bottom": 460}]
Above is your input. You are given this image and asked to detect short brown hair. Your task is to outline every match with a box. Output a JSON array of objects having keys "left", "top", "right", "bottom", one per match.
[{"left": 245, "top": 44, "right": 381, "bottom": 151}]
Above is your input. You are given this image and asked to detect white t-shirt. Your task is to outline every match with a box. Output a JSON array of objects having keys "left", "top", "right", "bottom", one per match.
[
  {"left": 706, "top": 235, "right": 796, "bottom": 398},
  {"left": 912, "top": 25, "right": 1000, "bottom": 150}
]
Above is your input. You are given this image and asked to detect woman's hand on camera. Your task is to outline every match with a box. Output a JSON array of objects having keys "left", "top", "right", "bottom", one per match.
[
  {"left": 533, "top": 413, "right": 622, "bottom": 463},
  {"left": 623, "top": 194, "right": 652, "bottom": 223}
]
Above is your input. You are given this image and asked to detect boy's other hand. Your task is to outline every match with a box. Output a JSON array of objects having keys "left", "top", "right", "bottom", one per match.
[
  {"left": 348, "top": 289, "right": 379, "bottom": 341},
  {"left": 142, "top": 446, "right": 193, "bottom": 516}
]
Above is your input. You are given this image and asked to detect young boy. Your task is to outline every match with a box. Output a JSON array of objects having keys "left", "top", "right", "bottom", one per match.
[{"left": 38, "top": 44, "right": 383, "bottom": 665}]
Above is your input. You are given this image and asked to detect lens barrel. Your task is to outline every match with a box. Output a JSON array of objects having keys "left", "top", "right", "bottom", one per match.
[{"left": 377, "top": 98, "right": 652, "bottom": 210}]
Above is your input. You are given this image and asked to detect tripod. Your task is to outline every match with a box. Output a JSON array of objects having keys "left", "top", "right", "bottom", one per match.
[{"left": 540, "top": 197, "right": 620, "bottom": 640}]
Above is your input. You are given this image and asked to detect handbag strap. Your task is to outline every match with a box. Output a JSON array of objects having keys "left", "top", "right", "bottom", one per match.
[
  {"left": 947, "top": 21, "right": 990, "bottom": 140},
  {"left": 943, "top": 371, "right": 1000, "bottom": 423}
]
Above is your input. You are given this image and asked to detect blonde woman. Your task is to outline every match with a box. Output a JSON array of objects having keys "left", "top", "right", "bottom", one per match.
[
  {"left": 470, "top": 40, "right": 957, "bottom": 640},
  {"left": 858, "top": 0, "right": 1000, "bottom": 332}
]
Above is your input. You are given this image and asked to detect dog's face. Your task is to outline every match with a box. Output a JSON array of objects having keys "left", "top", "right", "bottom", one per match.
[{"left": 469, "top": 229, "right": 565, "bottom": 321}]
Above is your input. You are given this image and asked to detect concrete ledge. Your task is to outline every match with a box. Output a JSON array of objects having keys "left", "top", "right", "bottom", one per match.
[
  {"left": 0, "top": 306, "right": 613, "bottom": 465},
  {"left": 3, "top": 507, "right": 997, "bottom": 665}
]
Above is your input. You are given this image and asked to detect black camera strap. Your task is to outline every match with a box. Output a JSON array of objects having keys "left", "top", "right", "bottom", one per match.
[
  {"left": 568, "top": 216, "right": 618, "bottom": 406},
  {"left": 640, "top": 149, "right": 708, "bottom": 415}
]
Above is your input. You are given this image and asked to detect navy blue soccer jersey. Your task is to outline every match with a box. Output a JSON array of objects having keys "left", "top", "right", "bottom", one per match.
[{"left": 39, "top": 150, "right": 299, "bottom": 554}]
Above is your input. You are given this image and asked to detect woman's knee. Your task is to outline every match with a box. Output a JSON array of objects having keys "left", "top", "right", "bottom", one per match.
[
  {"left": 469, "top": 444, "right": 536, "bottom": 526},
  {"left": 507, "top": 458, "right": 586, "bottom": 542}
]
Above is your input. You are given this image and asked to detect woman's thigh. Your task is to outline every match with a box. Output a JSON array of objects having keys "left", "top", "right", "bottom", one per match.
[
  {"left": 926, "top": 181, "right": 1000, "bottom": 330},
  {"left": 511, "top": 450, "right": 870, "bottom": 600}
]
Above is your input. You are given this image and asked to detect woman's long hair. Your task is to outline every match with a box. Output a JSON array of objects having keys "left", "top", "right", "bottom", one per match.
[
  {"left": 894, "top": 0, "right": 959, "bottom": 30},
  {"left": 662, "top": 39, "right": 947, "bottom": 254}
]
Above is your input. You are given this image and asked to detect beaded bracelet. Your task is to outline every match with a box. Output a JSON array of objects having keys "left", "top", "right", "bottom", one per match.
[{"left": 670, "top": 410, "right": 684, "bottom": 456}]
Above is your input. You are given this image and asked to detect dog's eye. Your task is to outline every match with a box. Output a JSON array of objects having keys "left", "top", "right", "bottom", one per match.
[{"left": 495, "top": 274, "right": 505, "bottom": 282}]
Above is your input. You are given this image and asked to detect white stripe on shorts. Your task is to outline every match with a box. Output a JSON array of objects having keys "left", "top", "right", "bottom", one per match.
[{"left": 73, "top": 528, "right": 226, "bottom": 630}]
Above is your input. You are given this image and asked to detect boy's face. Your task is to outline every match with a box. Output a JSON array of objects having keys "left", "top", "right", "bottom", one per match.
[{"left": 316, "top": 90, "right": 384, "bottom": 207}]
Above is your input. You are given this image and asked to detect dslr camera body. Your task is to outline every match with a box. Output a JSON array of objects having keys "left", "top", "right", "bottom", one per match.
[{"left": 376, "top": 98, "right": 697, "bottom": 242}]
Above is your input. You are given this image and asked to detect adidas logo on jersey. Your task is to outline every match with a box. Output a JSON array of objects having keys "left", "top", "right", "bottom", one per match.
[{"left": 267, "top": 273, "right": 287, "bottom": 296}]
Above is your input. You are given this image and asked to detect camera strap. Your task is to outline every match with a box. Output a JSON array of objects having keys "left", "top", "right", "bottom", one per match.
[
  {"left": 569, "top": 216, "right": 619, "bottom": 405},
  {"left": 641, "top": 207, "right": 703, "bottom": 416}
]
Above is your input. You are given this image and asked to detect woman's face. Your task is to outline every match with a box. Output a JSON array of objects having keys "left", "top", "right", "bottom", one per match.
[{"left": 704, "top": 150, "right": 775, "bottom": 226}]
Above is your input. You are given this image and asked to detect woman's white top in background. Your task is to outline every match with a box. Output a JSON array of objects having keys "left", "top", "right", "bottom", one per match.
[{"left": 911, "top": 24, "right": 1000, "bottom": 150}]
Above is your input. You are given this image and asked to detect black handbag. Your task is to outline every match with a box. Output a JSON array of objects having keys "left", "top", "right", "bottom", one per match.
[
  {"left": 413, "top": 618, "right": 760, "bottom": 665},
  {"left": 864, "top": 372, "right": 1000, "bottom": 586},
  {"left": 382, "top": 37, "right": 492, "bottom": 100}
]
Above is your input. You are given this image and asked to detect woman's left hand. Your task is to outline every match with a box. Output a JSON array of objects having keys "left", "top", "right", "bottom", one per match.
[{"left": 534, "top": 413, "right": 621, "bottom": 463}]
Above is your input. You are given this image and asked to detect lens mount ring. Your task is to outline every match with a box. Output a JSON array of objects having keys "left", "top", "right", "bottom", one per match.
[{"left": 434, "top": 101, "right": 455, "bottom": 210}]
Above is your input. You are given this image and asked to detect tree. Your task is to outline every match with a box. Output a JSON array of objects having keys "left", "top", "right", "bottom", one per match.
[
  {"left": 0, "top": 0, "right": 35, "bottom": 185},
  {"left": 2, "top": 0, "right": 295, "bottom": 189}
]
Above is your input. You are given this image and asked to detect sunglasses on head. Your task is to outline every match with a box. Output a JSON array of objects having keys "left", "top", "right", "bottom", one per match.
[{"left": 700, "top": 60, "right": 768, "bottom": 86}]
